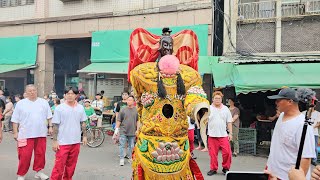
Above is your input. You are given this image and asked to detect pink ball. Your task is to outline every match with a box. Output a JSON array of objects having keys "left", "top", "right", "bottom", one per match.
[{"left": 158, "top": 55, "right": 180, "bottom": 75}]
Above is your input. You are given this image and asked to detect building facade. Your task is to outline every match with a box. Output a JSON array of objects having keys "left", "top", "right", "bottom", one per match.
[
  {"left": 224, "top": 0, "right": 320, "bottom": 57},
  {"left": 0, "top": 0, "right": 213, "bottom": 99}
]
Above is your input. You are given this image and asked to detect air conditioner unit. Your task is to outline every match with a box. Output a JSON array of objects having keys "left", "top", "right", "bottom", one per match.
[
  {"left": 305, "top": 1, "right": 320, "bottom": 13},
  {"left": 60, "top": 0, "right": 82, "bottom": 2}
]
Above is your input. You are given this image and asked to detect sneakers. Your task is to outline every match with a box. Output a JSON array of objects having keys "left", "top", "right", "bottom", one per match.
[
  {"left": 118, "top": 154, "right": 129, "bottom": 159},
  {"left": 222, "top": 168, "right": 229, "bottom": 175},
  {"left": 17, "top": 176, "right": 25, "bottom": 180},
  {"left": 128, "top": 158, "right": 133, "bottom": 164},
  {"left": 34, "top": 171, "right": 49, "bottom": 180},
  {"left": 120, "top": 158, "right": 125, "bottom": 166},
  {"left": 207, "top": 170, "right": 217, "bottom": 176}
]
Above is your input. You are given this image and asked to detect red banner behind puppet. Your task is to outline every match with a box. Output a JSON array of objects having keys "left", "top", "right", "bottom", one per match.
[{"left": 128, "top": 28, "right": 199, "bottom": 82}]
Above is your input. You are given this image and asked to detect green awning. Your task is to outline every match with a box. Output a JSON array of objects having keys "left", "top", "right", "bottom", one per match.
[
  {"left": 0, "top": 35, "right": 38, "bottom": 73},
  {"left": 198, "top": 56, "right": 215, "bottom": 74},
  {"left": 0, "top": 64, "right": 35, "bottom": 74},
  {"left": 197, "top": 56, "right": 234, "bottom": 85},
  {"left": 77, "top": 62, "right": 128, "bottom": 74},
  {"left": 210, "top": 60, "right": 320, "bottom": 94},
  {"left": 90, "top": 24, "right": 208, "bottom": 63},
  {"left": 79, "top": 56, "right": 217, "bottom": 75}
]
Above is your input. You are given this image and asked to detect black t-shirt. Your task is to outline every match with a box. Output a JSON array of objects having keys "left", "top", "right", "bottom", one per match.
[
  {"left": 0, "top": 99, "right": 4, "bottom": 121},
  {"left": 116, "top": 101, "right": 127, "bottom": 113}
]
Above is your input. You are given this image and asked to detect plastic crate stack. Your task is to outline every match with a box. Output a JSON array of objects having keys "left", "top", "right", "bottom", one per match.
[{"left": 238, "top": 128, "right": 257, "bottom": 155}]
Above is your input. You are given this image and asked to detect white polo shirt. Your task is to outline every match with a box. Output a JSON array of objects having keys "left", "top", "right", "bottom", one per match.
[
  {"left": 11, "top": 98, "right": 53, "bottom": 140},
  {"left": 208, "top": 104, "right": 232, "bottom": 137},
  {"left": 52, "top": 103, "right": 87, "bottom": 145},
  {"left": 267, "top": 113, "right": 315, "bottom": 180}
]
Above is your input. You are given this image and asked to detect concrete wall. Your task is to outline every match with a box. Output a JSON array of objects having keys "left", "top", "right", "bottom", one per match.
[
  {"left": 0, "top": 4, "right": 35, "bottom": 22},
  {"left": 49, "top": 0, "right": 142, "bottom": 17},
  {"left": 0, "top": 0, "right": 211, "bottom": 22},
  {"left": 0, "top": 8, "right": 213, "bottom": 51},
  {"left": 34, "top": 42, "right": 54, "bottom": 97},
  {"left": 0, "top": 8, "right": 212, "bottom": 41}
]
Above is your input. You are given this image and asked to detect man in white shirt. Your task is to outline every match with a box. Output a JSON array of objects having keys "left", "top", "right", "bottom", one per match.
[
  {"left": 50, "top": 87, "right": 87, "bottom": 180},
  {"left": 303, "top": 106, "right": 320, "bottom": 166},
  {"left": 267, "top": 88, "right": 315, "bottom": 180},
  {"left": 207, "top": 91, "right": 233, "bottom": 176},
  {"left": 11, "top": 84, "right": 53, "bottom": 180}
]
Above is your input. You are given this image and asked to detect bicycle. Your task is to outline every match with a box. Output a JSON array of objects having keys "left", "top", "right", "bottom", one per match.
[{"left": 86, "top": 117, "right": 105, "bottom": 148}]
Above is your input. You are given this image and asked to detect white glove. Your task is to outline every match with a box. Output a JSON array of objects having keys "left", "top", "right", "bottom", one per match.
[{"left": 114, "top": 128, "right": 119, "bottom": 135}]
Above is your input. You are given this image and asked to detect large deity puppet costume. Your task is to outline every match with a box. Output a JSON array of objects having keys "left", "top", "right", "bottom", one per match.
[{"left": 129, "top": 27, "right": 210, "bottom": 180}]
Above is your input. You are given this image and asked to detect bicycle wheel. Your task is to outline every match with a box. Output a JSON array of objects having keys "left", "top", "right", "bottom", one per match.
[{"left": 86, "top": 128, "right": 105, "bottom": 148}]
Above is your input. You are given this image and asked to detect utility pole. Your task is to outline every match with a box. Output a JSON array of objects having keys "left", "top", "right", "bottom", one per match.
[
  {"left": 275, "top": 0, "right": 282, "bottom": 53},
  {"left": 223, "top": 0, "right": 237, "bottom": 55}
]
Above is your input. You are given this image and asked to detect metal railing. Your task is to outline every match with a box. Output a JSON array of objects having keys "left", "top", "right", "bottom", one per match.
[
  {"left": 238, "top": 0, "right": 320, "bottom": 20},
  {"left": 305, "top": 0, "right": 320, "bottom": 14},
  {"left": 238, "top": 1, "right": 276, "bottom": 20},
  {"left": 282, "top": 1, "right": 305, "bottom": 17}
]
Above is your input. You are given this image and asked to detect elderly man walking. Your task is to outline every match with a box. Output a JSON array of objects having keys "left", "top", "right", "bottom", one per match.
[
  {"left": 11, "top": 84, "right": 53, "bottom": 180},
  {"left": 207, "top": 91, "right": 233, "bottom": 176}
]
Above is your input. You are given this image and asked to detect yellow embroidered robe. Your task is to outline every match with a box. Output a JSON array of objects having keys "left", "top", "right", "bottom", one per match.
[{"left": 130, "top": 62, "right": 209, "bottom": 180}]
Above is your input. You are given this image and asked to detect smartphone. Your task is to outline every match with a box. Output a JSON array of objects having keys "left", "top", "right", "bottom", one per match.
[{"left": 226, "top": 171, "right": 269, "bottom": 180}]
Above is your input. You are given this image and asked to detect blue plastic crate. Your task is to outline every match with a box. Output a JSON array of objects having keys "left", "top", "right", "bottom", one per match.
[
  {"left": 238, "top": 128, "right": 257, "bottom": 143},
  {"left": 239, "top": 141, "right": 256, "bottom": 155}
]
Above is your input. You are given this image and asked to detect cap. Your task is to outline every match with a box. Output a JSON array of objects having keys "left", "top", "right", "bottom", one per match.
[
  {"left": 267, "top": 88, "right": 299, "bottom": 102},
  {"left": 96, "top": 93, "right": 101, "bottom": 96},
  {"left": 84, "top": 99, "right": 91, "bottom": 103}
]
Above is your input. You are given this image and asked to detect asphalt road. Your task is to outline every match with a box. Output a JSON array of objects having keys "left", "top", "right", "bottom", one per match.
[{"left": 0, "top": 132, "right": 267, "bottom": 180}]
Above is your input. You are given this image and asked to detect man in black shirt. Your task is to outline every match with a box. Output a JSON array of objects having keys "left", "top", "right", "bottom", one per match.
[
  {"left": 0, "top": 99, "right": 5, "bottom": 143},
  {"left": 115, "top": 91, "right": 129, "bottom": 118}
]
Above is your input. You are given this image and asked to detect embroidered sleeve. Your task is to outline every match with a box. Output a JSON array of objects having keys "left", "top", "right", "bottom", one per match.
[
  {"left": 130, "top": 69, "right": 144, "bottom": 119},
  {"left": 184, "top": 86, "right": 209, "bottom": 118}
]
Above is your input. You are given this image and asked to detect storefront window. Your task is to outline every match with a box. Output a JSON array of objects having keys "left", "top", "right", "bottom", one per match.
[
  {"left": 0, "top": 80, "right": 5, "bottom": 90},
  {"left": 66, "top": 75, "right": 79, "bottom": 89}
]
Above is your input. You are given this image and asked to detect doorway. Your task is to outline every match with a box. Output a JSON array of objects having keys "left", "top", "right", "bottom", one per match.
[{"left": 53, "top": 38, "right": 91, "bottom": 98}]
